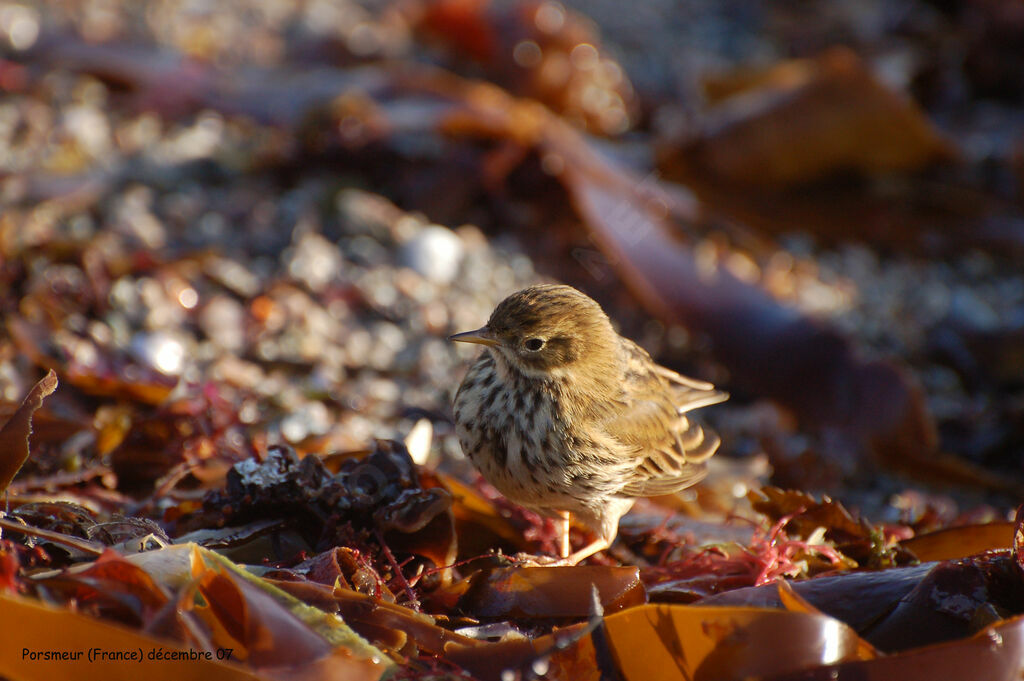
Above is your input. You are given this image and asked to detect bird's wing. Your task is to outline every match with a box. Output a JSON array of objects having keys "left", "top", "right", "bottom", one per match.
[
  {"left": 651, "top": 364, "right": 729, "bottom": 413},
  {"left": 604, "top": 342, "right": 726, "bottom": 497}
]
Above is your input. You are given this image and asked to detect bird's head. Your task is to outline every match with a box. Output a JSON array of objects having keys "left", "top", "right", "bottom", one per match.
[{"left": 449, "top": 284, "right": 619, "bottom": 379}]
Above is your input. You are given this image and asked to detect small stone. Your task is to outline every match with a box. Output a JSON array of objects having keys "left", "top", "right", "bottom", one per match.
[
  {"left": 131, "top": 331, "right": 186, "bottom": 375},
  {"left": 286, "top": 232, "right": 342, "bottom": 292},
  {"left": 281, "top": 401, "right": 331, "bottom": 443},
  {"left": 949, "top": 287, "right": 1000, "bottom": 331},
  {"left": 199, "top": 295, "right": 246, "bottom": 353},
  {"left": 399, "top": 225, "right": 464, "bottom": 284}
]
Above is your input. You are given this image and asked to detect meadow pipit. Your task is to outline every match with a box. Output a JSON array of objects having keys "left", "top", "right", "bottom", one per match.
[{"left": 450, "top": 284, "right": 726, "bottom": 564}]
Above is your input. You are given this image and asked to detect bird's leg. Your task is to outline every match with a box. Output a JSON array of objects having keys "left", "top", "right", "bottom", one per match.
[
  {"left": 508, "top": 511, "right": 574, "bottom": 566},
  {"left": 515, "top": 535, "right": 609, "bottom": 567},
  {"left": 557, "top": 510, "right": 571, "bottom": 559},
  {"left": 513, "top": 505, "right": 624, "bottom": 566},
  {"left": 564, "top": 537, "right": 609, "bottom": 566}
]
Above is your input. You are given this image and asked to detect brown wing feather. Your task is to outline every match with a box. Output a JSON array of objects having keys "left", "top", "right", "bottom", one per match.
[{"left": 605, "top": 341, "right": 726, "bottom": 498}]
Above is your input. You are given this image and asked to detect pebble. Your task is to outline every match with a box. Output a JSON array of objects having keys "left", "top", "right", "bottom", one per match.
[
  {"left": 281, "top": 401, "right": 331, "bottom": 442},
  {"left": 131, "top": 331, "right": 186, "bottom": 376},
  {"left": 399, "top": 225, "right": 465, "bottom": 284},
  {"left": 286, "top": 231, "right": 343, "bottom": 292},
  {"left": 199, "top": 295, "right": 246, "bottom": 353}
]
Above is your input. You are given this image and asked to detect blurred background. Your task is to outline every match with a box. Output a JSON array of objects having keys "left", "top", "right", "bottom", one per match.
[{"left": 3, "top": 0, "right": 1024, "bottom": 530}]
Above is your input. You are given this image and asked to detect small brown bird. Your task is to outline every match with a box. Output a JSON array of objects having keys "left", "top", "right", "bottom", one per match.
[{"left": 450, "top": 284, "right": 726, "bottom": 565}]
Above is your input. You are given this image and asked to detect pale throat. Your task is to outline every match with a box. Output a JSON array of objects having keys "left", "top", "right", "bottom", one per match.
[
  {"left": 489, "top": 345, "right": 620, "bottom": 393},
  {"left": 490, "top": 348, "right": 565, "bottom": 383}
]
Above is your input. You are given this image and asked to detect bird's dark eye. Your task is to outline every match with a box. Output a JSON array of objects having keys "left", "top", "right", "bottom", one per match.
[{"left": 524, "top": 338, "right": 545, "bottom": 351}]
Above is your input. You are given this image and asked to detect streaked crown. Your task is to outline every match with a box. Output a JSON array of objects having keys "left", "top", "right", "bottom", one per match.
[{"left": 483, "top": 284, "right": 618, "bottom": 375}]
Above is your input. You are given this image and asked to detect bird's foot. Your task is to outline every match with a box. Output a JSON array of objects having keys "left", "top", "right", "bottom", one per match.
[
  {"left": 510, "top": 538, "right": 611, "bottom": 567},
  {"left": 511, "top": 552, "right": 575, "bottom": 567}
]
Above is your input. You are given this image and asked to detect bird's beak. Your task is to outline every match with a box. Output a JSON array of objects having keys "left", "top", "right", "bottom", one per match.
[{"left": 448, "top": 327, "right": 500, "bottom": 347}]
